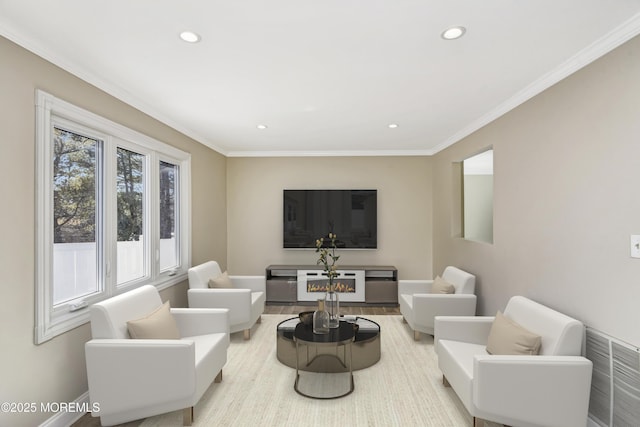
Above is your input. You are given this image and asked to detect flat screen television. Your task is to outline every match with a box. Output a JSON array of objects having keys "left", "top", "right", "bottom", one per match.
[{"left": 283, "top": 189, "right": 377, "bottom": 249}]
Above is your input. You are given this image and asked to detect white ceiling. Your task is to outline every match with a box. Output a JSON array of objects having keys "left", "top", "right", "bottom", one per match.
[{"left": 2, "top": 1, "right": 640, "bottom": 157}]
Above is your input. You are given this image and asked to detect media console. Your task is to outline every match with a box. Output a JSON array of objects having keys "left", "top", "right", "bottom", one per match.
[{"left": 265, "top": 264, "right": 398, "bottom": 305}]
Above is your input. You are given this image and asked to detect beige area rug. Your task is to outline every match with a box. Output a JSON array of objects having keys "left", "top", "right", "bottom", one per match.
[{"left": 140, "top": 315, "right": 474, "bottom": 427}]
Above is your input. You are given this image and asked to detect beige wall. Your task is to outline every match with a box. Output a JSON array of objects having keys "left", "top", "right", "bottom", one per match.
[
  {"left": 226, "top": 156, "right": 433, "bottom": 279},
  {"left": 432, "top": 34, "right": 640, "bottom": 346},
  {"left": 0, "top": 36, "right": 226, "bottom": 426}
]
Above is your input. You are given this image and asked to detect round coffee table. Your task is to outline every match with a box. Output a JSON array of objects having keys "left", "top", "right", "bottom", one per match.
[
  {"left": 293, "top": 321, "right": 356, "bottom": 399},
  {"left": 276, "top": 316, "right": 381, "bottom": 372}
]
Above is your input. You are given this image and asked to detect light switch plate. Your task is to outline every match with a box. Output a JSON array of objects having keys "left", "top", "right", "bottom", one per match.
[{"left": 631, "top": 235, "right": 640, "bottom": 258}]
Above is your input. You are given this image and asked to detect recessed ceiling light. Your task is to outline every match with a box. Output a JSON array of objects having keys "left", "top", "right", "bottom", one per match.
[
  {"left": 388, "top": 123, "right": 399, "bottom": 129},
  {"left": 256, "top": 124, "right": 268, "bottom": 130},
  {"left": 179, "top": 31, "right": 201, "bottom": 43},
  {"left": 441, "top": 26, "right": 466, "bottom": 40}
]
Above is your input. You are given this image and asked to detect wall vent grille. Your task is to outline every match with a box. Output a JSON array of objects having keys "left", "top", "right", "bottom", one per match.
[{"left": 585, "top": 328, "right": 640, "bottom": 427}]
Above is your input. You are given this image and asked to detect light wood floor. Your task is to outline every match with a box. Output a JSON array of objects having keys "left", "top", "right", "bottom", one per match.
[{"left": 71, "top": 304, "right": 399, "bottom": 427}]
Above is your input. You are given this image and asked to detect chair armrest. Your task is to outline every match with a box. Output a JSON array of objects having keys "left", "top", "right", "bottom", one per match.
[
  {"left": 413, "top": 294, "right": 477, "bottom": 326},
  {"left": 85, "top": 339, "right": 196, "bottom": 412},
  {"left": 473, "top": 355, "right": 593, "bottom": 427},
  {"left": 171, "top": 308, "right": 230, "bottom": 337},
  {"left": 398, "top": 279, "right": 433, "bottom": 295},
  {"left": 434, "top": 316, "right": 494, "bottom": 352},
  {"left": 229, "top": 275, "right": 266, "bottom": 293},
  {"left": 187, "top": 289, "right": 251, "bottom": 325}
]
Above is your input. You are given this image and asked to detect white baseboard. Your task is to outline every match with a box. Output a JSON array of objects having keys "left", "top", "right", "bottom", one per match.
[{"left": 38, "top": 391, "right": 91, "bottom": 427}]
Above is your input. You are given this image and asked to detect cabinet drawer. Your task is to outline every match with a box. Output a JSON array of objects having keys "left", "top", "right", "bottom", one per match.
[
  {"left": 365, "top": 280, "right": 398, "bottom": 303},
  {"left": 266, "top": 279, "right": 297, "bottom": 302}
]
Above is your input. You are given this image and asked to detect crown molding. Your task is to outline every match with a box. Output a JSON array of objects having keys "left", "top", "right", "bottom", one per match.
[
  {"left": 220, "top": 12, "right": 640, "bottom": 159},
  {"left": 0, "top": 22, "right": 231, "bottom": 157},
  {"left": 429, "top": 11, "right": 640, "bottom": 155},
  {"left": 225, "top": 148, "right": 435, "bottom": 158},
  {"left": 3, "top": 11, "right": 640, "bottom": 159}
]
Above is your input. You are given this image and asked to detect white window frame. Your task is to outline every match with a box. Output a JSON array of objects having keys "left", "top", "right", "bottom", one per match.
[{"left": 35, "top": 90, "right": 191, "bottom": 344}]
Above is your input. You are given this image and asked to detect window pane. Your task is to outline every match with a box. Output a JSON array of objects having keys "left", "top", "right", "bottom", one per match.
[
  {"left": 159, "top": 161, "right": 179, "bottom": 271},
  {"left": 52, "top": 127, "right": 99, "bottom": 304},
  {"left": 117, "top": 148, "right": 145, "bottom": 284}
]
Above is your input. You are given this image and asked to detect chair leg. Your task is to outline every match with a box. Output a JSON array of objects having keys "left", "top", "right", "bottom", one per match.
[
  {"left": 473, "top": 417, "right": 483, "bottom": 427},
  {"left": 183, "top": 407, "right": 193, "bottom": 426},
  {"left": 443, "top": 375, "right": 451, "bottom": 387},
  {"left": 243, "top": 328, "right": 251, "bottom": 340},
  {"left": 413, "top": 330, "right": 421, "bottom": 341},
  {"left": 215, "top": 370, "right": 223, "bottom": 383},
  {"left": 402, "top": 317, "right": 407, "bottom": 324},
  {"left": 257, "top": 315, "right": 262, "bottom": 324}
]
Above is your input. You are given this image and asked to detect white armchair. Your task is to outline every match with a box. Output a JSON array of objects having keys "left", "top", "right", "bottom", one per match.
[
  {"left": 398, "top": 266, "right": 476, "bottom": 340},
  {"left": 187, "top": 261, "right": 265, "bottom": 340},
  {"left": 85, "top": 285, "right": 230, "bottom": 426},
  {"left": 435, "top": 296, "right": 593, "bottom": 427}
]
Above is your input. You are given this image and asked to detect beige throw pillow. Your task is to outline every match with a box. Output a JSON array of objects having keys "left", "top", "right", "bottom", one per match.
[
  {"left": 431, "top": 276, "right": 455, "bottom": 294},
  {"left": 127, "top": 301, "right": 180, "bottom": 339},
  {"left": 208, "top": 271, "right": 234, "bottom": 288},
  {"left": 486, "top": 311, "right": 542, "bottom": 355}
]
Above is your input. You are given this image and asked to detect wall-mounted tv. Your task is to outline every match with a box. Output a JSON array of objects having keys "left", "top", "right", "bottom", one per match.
[{"left": 283, "top": 189, "right": 377, "bottom": 249}]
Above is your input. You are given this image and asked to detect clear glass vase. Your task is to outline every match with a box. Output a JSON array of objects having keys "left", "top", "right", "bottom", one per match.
[
  {"left": 325, "top": 290, "right": 340, "bottom": 328},
  {"left": 313, "top": 299, "right": 329, "bottom": 334}
]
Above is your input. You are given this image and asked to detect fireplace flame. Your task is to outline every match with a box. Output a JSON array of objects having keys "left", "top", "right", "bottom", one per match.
[{"left": 307, "top": 281, "right": 355, "bottom": 293}]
